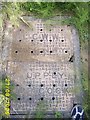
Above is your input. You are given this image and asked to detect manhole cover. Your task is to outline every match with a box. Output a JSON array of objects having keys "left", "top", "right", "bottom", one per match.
[{"left": 2, "top": 16, "right": 81, "bottom": 118}]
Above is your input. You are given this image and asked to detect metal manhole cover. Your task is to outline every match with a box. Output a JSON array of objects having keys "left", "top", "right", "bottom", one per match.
[{"left": 2, "top": 16, "right": 81, "bottom": 118}]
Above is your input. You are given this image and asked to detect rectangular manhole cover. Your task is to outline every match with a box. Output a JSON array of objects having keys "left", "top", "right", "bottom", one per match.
[{"left": 2, "top": 16, "right": 81, "bottom": 118}]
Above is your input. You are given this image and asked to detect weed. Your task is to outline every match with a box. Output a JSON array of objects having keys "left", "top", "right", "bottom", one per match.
[
  {"left": 20, "top": 2, "right": 55, "bottom": 18},
  {"left": 55, "top": 2, "right": 89, "bottom": 41},
  {"left": 0, "top": 2, "right": 89, "bottom": 42},
  {"left": 34, "top": 101, "right": 47, "bottom": 119},
  {"left": 54, "top": 111, "right": 62, "bottom": 118},
  {"left": 0, "top": 2, "right": 22, "bottom": 27}
]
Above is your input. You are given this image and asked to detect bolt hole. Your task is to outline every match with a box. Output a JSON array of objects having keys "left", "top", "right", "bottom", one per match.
[
  {"left": 31, "top": 40, "right": 33, "bottom": 42},
  {"left": 52, "top": 97, "right": 55, "bottom": 100},
  {"left": 29, "top": 98, "right": 32, "bottom": 100},
  {"left": 61, "top": 40, "right": 64, "bottom": 42},
  {"left": 85, "top": 58, "right": 87, "bottom": 61},
  {"left": 16, "top": 84, "right": 19, "bottom": 86},
  {"left": 41, "top": 97, "right": 43, "bottom": 100},
  {"left": 41, "top": 84, "right": 43, "bottom": 87},
  {"left": 40, "top": 51, "right": 43, "bottom": 53},
  {"left": 65, "top": 51, "right": 67, "bottom": 53},
  {"left": 18, "top": 98, "right": 20, "bottom": 100},
  {"left": 40, "top": 29, "right": 43, "bottom": 31},
  {"left": 12, "top": 25, "right": 14, "bottom": 27},
  {"left": 53, "top": 84, "right": 56, "bottom": 87},
  {"left": 49, "top": 40, "right": 52, "bottom": 42},
  {"left": 67, "top": 25, "right": 70, "bottom": 27},
  {"left": 15, "top": 50, "right": 18, "bottom": 53},
  {"left": 65, "top": 84, "right": 67, "bottom": 87},
  {"left": 54, "top": 72, "right": 56, "bottom": 75},
  {"left": 50, "top": 51, "right": 52, "bottom": 53},
  {"left": 19, "top": 40, "right": 21, "bottom": 42},
  {"left": 20, "top": 29, "right": 21, "bottom": 31},
  {"left": 40, "top": 40, "right": 43, "bottom": 42},
  {"left": 31, "top": 51, "right": 33, "bottom": 53},
  {"left": 28, "top": 84, "right": 31, "bottom": 87},
  {"left": 61, "top": 29, "right": 63, "bottom": 31}
]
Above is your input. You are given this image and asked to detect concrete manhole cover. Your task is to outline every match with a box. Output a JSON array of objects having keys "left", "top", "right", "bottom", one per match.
[{"left": 1, "top": 16, "right": 82, "bottom": 118}]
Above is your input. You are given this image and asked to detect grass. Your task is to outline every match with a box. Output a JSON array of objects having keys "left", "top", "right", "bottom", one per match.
[
  {"left": 55, "top": 3, "right": 89, "bottom": 42},
  {"left": 0, "top": 2, "right": 89, "bottom": 41},
  {"left": 34, "top": 101, "right": 47, "bottom": 119},
  {"left": 0, "top": 2, "right": 22, "bottom": 27},
  {"left": 80, "top": 41, "right": 89, "bottom": 119},
  {"left": 54, "top": 111, "right": 62, "bottom": 118},
  {"left": 20, "top": 2, "right": 55, "bottom": 18},
  {"left": 20, "top": 2, "right": 89, "bottom": 42}
]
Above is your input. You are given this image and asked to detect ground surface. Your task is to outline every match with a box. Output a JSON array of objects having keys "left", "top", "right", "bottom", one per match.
[{"left": 1, "top": 16, "right": 83, "bottom": 118}]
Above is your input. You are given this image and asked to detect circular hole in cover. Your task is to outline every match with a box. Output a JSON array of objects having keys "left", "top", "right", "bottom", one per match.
[
  {"left": 67, "top": 25, "right": 70, "bottom": 27},
  {"left": 53, "top": 84, "right": 56, "bottom": 87},
  {"left": 65, "top": 51, "right": 67, "bottom": 53},
  {"left": 65, "top": 84, "right": 67, "bottom": 86},
  {"left": 31, "top": 51, "right": 33, "bottom": 53},
  {"left": 12, "top": 25, "right": 14, "bottom": 27},
  {"left": 54, "top": 72, "right": 56, "bottom": 75},
  {"left": 41, "top": 84, "right": 43, "bottom": 87},
  {"left": 29, "top": 98, "right": 32, "bottom": 100},
  {"left": 28, "top": 84, "right": 31, "bottom": 87},
  {"left": 16, "top": 84, "right": 19, "bottom": 86},
  {"left": 19, "top": 40, "right": 21, "bottom": 42},
  {"left": 40, "top": 40, "right": 43, "bottom": 42},
  {"left": 40, "top": 29, "right": 43, "bottom": 31},
  {"left": 41, "top": 97, "right": 43, "bottom": 100},
  {"left": 40, "top": 51, "right": 43, "bottom": 53},
  {"left": 31, "top": 40, "right": 33, "bottom": 42},
  {"left": 15, "top": 50, "right": 18, "bottom": 53},
  {"left": 61, "top": 40, "right": 64, "bottom": 42},
  {"left": 49, "top": 40, "right": 52, "bottom": 42},
  {"left": 18, "top": 98, "right": 20, "bottom": 100},
  {"left": 61, "top": 29, "right": 63, "bottom": 31},
  {"left": 85, "top": 58, "right": 87, "bottom": 61},
  {"left": 50, "top": 51, "right": 52, "bottom": 53},
  {"left": 52, "top": 97, "right": 55, "bottom": 100}
]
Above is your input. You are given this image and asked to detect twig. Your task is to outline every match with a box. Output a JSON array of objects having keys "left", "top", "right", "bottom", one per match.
[{"left": 19, "top": 16, "right": 33, "bottom": 29}]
